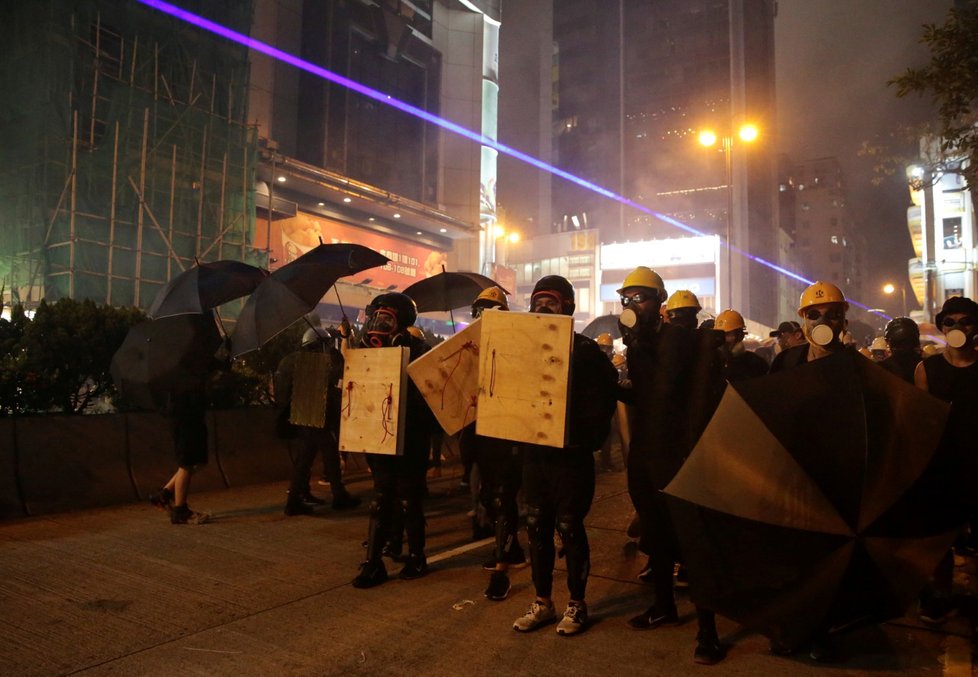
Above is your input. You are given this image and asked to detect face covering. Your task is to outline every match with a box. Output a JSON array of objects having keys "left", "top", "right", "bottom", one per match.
[
  {"left": 809, "top": 322, "right": 837, "bottom": 347},
  {"left": 729, "top": 340, "right": 746, "bottom": 357},
  {"left": 945, "top": 327, "right": 969, "bottom": 349},
  {"left": 361, "top": 308, "right": 399, "bottom": 347}
]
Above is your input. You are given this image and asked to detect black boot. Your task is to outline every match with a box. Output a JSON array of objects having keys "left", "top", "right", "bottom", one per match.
[
  {"left": 399, "top": 553, "right": 428, "bottom": 580},
  {"left": 284, "top": 492, "right": 314, "bottom": 516},
  {"left": 352, "top": 559, "right": 388, "bottom": 588}
]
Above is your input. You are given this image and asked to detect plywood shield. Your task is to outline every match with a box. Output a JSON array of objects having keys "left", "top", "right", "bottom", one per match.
[
  {"left": 475, "top": 312, "right": 573, "bottom": 448},
  {"left": 407, "top": 319, "right": 481, "bottom": 435},
  {"left": 289, "top": 351, "right": 330, "bottom": 428},
  {"left": 339, "top": 346, "right": 409, "bottom": 455}
]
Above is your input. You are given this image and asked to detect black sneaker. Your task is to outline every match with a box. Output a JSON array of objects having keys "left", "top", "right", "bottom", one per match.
[
  {"left": 331, "top": 493, "right": 362, "bottom": 510},
  {"left": 484, "top": 571, "right": 511, "bottom": 600},
  {"left": 627, "top": 604, "right": 679, "bottom": 630},
  {"left": 149, "top": 487, "right": 174, "bottom": 512},
  {"left": 399, "top": 554, "right": 428, "bottom": 580},
  {"left": 919, "top": 596, "right": 957, "bottom": 624},
  {"left": 301, "top": 492, "right": 327, "bottom": 505},
  {"left": 170, "top": 504, "right": 209, "bottom": 525},
  {"left": 694, "top": 633, "right": 725, "bottom": 665},
  {"left": 352, "top": 560, "right": 388, "bottom": 589},
  {"left": 482, "top": 553, "right": 498, "bottom": 571},
  {"left": 284, "top": 500, "right": 314, "bottom": 516}
]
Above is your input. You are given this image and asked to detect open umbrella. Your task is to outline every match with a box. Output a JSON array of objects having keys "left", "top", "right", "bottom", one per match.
[
  {"left": 582, "top": 314, "right": 621, "bottom": 340},
  {"left": 147, "top": 260, "right": 268, "bottom": 319},
  {"left": 110, "top": 314, "right": 222, "bottom": 411},
  {"left": 402, "top": 271, "right": 508, "bottom": 313},
  {"left": 664, "top": 351, "right": 963, "bottom": 650},
  {"left": 231, "top": 243, "right": 388, "bottom": 357}
]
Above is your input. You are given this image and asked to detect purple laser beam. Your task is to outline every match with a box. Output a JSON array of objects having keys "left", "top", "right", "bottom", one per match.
[{"left": 136, "top": 0, "right": 887, "bottom": 319}]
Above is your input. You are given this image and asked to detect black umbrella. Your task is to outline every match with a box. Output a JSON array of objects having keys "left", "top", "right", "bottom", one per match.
[
  {"left": 664, "top": 351, "right": 963, "bottom": 650},
  {"left": 402, "top": 271, "right": 508, "bottom": 313},
  {"left": 581, "top": 314, "right": 621, "bottom": 340},
  {"left": 146, "top": 260, "right": 268, "bottom": 319},
  {"left": 231, "top": 243, "right": 388, "bottom": 357},
  {"left": 110, "top": 314, "right": 222, "bottom": 411}
]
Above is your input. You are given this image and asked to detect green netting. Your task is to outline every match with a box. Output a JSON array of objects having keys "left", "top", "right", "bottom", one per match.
[{"left": 0, "top": 0, "right": 261, "bottom": 318}]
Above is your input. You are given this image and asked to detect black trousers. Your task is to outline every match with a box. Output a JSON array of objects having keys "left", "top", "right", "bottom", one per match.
[
  {"left": 523, "top": 447, "right": 595, "bottom": 601},
  {"left": 364, "top": 448, "right": 427, "bottom": 562},
  {"left": 288, "top": 425, "right": 343, "bottom": 496},
  {"left": 476, "top": 440, "right": 523, "bottom": 562}
]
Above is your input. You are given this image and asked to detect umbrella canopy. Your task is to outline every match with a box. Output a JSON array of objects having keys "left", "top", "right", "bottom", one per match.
[
  {"left": 110, "top": 314, "right": 222, "bottom": 411},
  {"left": 146, "top": 260, "right": 268, "bottom": 319},
  {"left": 664, "top": 351, "right": 963, "bottom": 649},
  {"left": 402, "top": 271, "right": 508, "bottom": 313},
  {"left": 581, "top": 314, "right": 621, "bottom": 340},
  {"left": 231, "top": 243, "right": 388, "bottom": 357}
]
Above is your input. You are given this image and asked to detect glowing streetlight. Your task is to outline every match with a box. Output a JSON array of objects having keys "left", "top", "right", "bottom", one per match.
[
  {"left": 506, "top": 231, "right": 521, "bottom": 244},
  {"left": 697, "top": 123, "right": 760, "bottom": 310},
  {"left": 882, "top": 282, "right": 907, "bottom": 317}
]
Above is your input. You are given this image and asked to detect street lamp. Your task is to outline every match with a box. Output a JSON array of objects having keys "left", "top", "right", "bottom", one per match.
[
  {"left": 698, "top": 123, "right": 759, "bottom": 310},
  {"left": 882, "top": 282, "right": 907, "bottom": 317}
]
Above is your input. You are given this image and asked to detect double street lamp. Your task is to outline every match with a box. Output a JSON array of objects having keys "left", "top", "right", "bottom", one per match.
[{"left": 698, "top": 123, "right": 759, "bottom": 310}]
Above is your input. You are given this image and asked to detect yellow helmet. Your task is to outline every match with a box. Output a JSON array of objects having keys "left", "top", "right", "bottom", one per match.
[
  {"left": 473, "top": 286, "right": 509, "bottom": 310},
  {"left": 666, "top": 289, "right": 701, "bottom": 312},
  {"left": 617, "top": 266, "right": 666, "bottom": 298},
  {"left": 714, "top": 309, "right": 745, "bottom": 332},
  {"left": 595, "top": 332, "right": 614, "bottom": 347},
  {"left": 406, "top": 326, "right": 425, "bottom": 339},
  {"left": 798, "top": 281, "right": 848, "bottom": 315}
]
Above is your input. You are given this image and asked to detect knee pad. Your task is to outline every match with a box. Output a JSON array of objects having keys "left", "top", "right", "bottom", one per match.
[{"left": 556, "top": 516, "right": 582, "bottom": 544}]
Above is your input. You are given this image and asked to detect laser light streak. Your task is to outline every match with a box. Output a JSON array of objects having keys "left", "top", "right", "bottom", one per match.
[{"left": 136, "top": 0, "right": 887, "bottom": 319}]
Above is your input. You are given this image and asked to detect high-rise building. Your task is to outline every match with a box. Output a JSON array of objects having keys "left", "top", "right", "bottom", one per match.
[
  {"left": 779, "top": 156, "right": 865, "bottom": 316},
  {"left": 549, "top": 0, "right": 779, "bottom": 323}
]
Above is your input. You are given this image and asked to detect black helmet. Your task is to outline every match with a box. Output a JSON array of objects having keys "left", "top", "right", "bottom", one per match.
[
  {"left": 531, "top": 275, "right": 575, "bottom": 315},
  {"left": 883, "top": 317, "right": 919, "bottom": 348},
  {"left": 368, "top": 292, "right": 418, "bottom": 327}
]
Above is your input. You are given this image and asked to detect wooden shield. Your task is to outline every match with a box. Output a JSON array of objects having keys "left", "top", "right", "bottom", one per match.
[
  {"left": 407, "top": 319, "right": 481, "bottom": 436},
  {"left": 475, "top": 311, "right": 573, "bottom": 448},
  {"left": 288, "top": 351, "right": 330, "bottom": 428},
  {"left": 338, "top": 346, "right": 409, "bottom": 455}
]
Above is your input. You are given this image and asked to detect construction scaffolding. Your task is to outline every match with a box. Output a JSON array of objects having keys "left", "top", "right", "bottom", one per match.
[{"left": 0, "top": 0, "right": 263, "bottom": 312}]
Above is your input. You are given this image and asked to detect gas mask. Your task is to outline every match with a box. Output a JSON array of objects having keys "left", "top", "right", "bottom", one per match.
[
  {"left": 804, "top": 306, "right": 845, "bottom": 348},
  {"left": 728, "top": 340, "right": 746, "bottom": 357},
  {"left": 942, "top": 317, "right": 976, "bottom": 349},
  {"left": 360, "top": 307, "right": 401, "bottom": 348}
]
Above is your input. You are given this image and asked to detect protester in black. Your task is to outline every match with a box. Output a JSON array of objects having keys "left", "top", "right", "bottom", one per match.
[
  {"left": 880, "top": 317, "right": 921, "bottom": 384},
  {"left": 511, "top": 276, "right": 618, "bottom": 636},
  {"left": 914, "top": 296, "right": 978, "bottom": 623},
  {"left": 352, "top": 293, "right": 437, "bottom": 588},
  {"left": 714, "top": 309, "right": 768, "bottom": 382},
  {"left": 275, "top": 326, "right": 360, "bottom": 515},
  {"left": 614, "top": 266, "right": 724, "bottom": 665}
]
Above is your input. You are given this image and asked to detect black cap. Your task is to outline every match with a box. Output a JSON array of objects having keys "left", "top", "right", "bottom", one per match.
[
  {"left": 935, "top": 296, "right": 978, "bottom": 328},
  {"left": 769, "top": 320, "right": 802, "bottom": 337}
]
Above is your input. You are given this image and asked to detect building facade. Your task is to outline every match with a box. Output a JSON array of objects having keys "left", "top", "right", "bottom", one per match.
[{"left": 548, "top": 0, "right": 779, "bottom": 324}]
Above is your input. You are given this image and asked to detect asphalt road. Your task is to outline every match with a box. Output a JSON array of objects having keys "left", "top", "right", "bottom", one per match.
[{"left": 1, "top": 461, "right": 974, "bottom": 676}]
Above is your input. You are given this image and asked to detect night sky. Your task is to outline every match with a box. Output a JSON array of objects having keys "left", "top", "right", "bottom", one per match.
[{"left": 775, "top": 0, "right": 953, "bottom": 312}]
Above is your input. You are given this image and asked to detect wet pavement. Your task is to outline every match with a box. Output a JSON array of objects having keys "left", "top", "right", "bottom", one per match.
[{"left": 0, "top": 461, "right": 974, "bottom": 676}]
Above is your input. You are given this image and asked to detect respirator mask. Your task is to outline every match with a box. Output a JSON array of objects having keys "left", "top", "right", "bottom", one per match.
[
  {"left": 361, "top": 307, "right": 400, "bottom": 348},
  {"left": 804, "top": 307, "right": 845, "bottom": 347},
  {"left": 942, "top": 316, "right": 976, "bottom": 349}
]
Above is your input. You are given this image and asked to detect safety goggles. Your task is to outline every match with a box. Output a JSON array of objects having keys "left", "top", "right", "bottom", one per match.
[
  {"left": 620, "top": 292, "right": 652, "bottom": 307},
  {"left": 941, "top": 316, "right": 976, "bottom": 328},
  {"left": 804, "top": 308, "right": 845, "bottom": 322}
]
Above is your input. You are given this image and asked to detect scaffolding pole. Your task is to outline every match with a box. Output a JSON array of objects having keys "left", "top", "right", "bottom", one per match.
[
  {"left": 107, "top": 121, "right": 119, "bottom": 304},
  {"left": 134, "top": 107, "right": 148, "bottom": 306}
]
